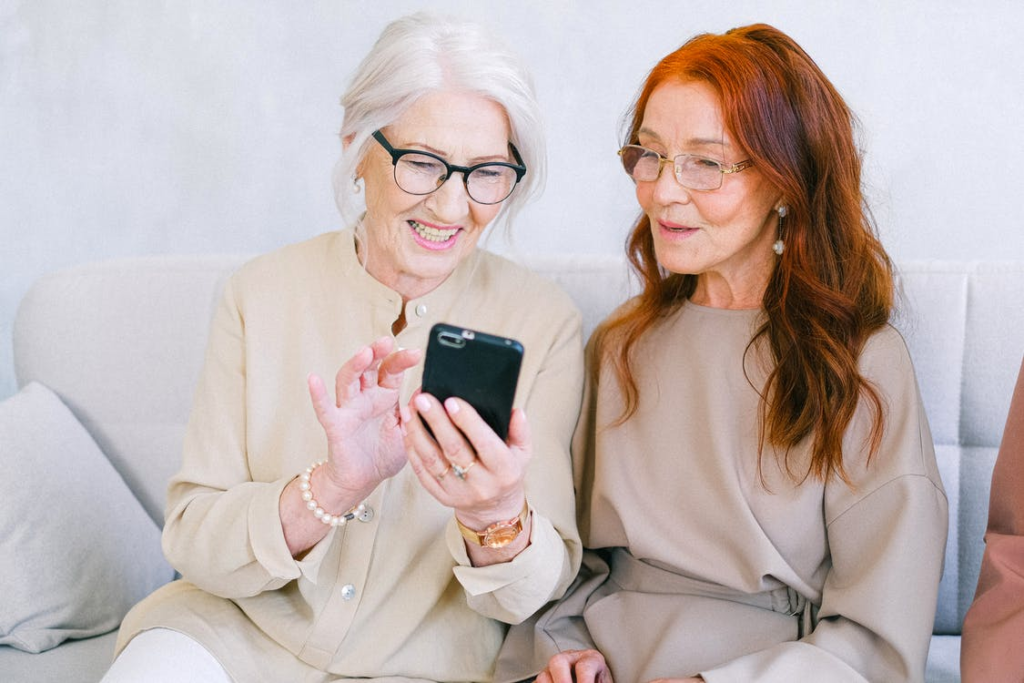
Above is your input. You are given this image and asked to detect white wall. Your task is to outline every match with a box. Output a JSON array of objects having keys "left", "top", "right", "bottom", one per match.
[{"left": 3, "top": 0, "right": 1023, "bottom": 400}]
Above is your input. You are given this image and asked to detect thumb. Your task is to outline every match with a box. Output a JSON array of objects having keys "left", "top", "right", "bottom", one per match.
[
  {"left": 507, "top": 407, "right": 531, "bottom": 454},
  {"left": 307, "top": 372, "right": 332, "bottom": 428}
]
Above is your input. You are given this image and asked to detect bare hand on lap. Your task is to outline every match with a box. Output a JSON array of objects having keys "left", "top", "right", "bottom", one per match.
[{"left": 537, "top": 649, "right": 613, "bottom": 683}]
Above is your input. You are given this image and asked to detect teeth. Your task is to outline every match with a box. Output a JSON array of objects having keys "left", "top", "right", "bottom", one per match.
[{"left": 410, "top": 220, "right": 457, "bottom": 243}]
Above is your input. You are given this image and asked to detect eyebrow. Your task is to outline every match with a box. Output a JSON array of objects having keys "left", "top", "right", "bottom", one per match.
[
  {"left": 403, "top": 140, "right": 510, "bottom": 164},
  {"left": 637, "top": 127, "right": 731, "bottom": 151}
]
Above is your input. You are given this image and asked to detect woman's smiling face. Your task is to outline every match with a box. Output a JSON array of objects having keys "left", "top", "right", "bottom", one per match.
[
  {"left": 636, "top": 79, "right": 783, "bottom": 308},
  {"left": 357, "top": 89, "right": 512, "bottom": 301}
]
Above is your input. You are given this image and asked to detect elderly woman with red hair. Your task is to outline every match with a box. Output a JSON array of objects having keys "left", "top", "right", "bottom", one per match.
[{"left": 497, "top": 24, "right": 947, "bottom": 683}]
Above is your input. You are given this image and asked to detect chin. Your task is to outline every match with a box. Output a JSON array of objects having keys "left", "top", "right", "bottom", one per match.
[
  {"left": 407, "top": 250, "right": 462, "bottom": 277},
  {"left": 652, "top": 245, "right": 697, "bottom": 276}
]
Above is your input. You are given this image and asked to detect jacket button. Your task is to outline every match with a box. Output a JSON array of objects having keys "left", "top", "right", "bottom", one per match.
[
  {"left": 414, "top": 304, "right": 428, "bottom": 317},
  {"left": 341, "top": 584, "right": 356, "bottom": 600}
]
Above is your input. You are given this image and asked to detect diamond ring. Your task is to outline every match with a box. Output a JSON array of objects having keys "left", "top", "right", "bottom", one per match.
[{"left": 451, "top": 461, "right": 476, "bottom": 481}]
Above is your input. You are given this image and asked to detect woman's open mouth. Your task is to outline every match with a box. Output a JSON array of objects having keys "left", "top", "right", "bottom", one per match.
[
  {"left": 658, "top": 219, "right": 698, "bottom": 236},
  {"left": 409, "top": 220, "right": 460, "bottom": 250}
]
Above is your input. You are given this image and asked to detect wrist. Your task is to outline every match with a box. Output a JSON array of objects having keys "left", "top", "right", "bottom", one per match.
[
  {"left": 453, "top": 491, "right": 527, "bottom": 531},
  {"left": 318, "top": 460, "right": 376, "bottom": 503},
  {"left": 305, "top": 462, "right": 371, "bottom": 520},
  {"left": 455, "top": 498, "right": 530, "bottom": 550},
  {"left": 299, "top": 458, "right": 366, "bottom": 528}
]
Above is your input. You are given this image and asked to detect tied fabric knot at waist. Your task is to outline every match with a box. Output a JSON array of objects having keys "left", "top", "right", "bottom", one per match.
[{"left": 606, "top": 548, "right": 817, "bottom": 633}]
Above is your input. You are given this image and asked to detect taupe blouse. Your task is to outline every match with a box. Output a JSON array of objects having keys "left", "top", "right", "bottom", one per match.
[{"left": 498, "top": 301, "right": 948, "bottom": 683}]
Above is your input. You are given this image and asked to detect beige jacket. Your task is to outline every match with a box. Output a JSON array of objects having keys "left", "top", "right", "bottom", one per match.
[
  {"left": 498, "top": 301, "right": 947, "bottom": 683},
  {"left": 961, "top": 355, "right": 1024, "bottom": 683},
  {"left": 116, "top": 230, "right": 584, "bottom": 683}
]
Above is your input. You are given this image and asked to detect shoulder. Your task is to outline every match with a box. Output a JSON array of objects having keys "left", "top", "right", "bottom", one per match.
[
  {"left": 220, "top": 231, "right": 347, "bottom": 311},
  {"left": 473, "top": 250, "right": 581, "bottom": 322},
  {"left": 857, "top": 324, "right": 918, "bottom": 393},
  {"left": 830, "top": 323, "right": 944, "bottom": 498},
  {"left": 231, "top": 231, "right": 340, "bottom": 288}
]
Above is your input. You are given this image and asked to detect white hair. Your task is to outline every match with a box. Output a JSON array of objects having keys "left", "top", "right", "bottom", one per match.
[{"left": 332, "top": 12, "right": 545, "bottom": 234}]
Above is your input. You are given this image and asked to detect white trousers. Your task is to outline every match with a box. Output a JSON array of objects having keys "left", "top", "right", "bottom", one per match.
[{"left": 100, "top": 628, "right": 232, "bottom": 683}]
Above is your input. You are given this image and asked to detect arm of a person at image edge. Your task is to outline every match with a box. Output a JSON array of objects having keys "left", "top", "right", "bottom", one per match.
[
  {"left": 537, "top": 650, "right": 704, "bottom": 683},
  {"left": 280, "top": 336, "right": 422, "bottom": 556},
  {"left": 402, "top": 389, "right": 532, "bottom": 567}
]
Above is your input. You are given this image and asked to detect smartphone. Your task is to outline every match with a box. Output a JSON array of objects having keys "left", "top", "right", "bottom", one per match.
[{"left": 421, "top": 323, "right": 524, "bottom": 441}]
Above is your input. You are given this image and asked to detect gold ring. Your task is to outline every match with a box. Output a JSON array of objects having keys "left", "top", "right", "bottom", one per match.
[
  {"left": 451, "top": 461, "right": 475, "bottom": 481},
  {"left": 435, "top": 466, "right": 451, "bottom": 481}
]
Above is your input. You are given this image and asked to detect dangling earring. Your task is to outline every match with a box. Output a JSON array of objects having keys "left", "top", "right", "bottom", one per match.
[
  {"left": 352, "top": 176, "right": 362, "bottom": 194},
  {"left": 773, "top": 205, "right": 788, "bottom": 255}
]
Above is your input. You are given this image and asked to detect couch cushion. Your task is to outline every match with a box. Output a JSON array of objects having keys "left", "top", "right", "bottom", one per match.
[
  {"left": 0, "top": 632, "right": 115, "bottom": 683},
  {"left": 0, "top": 383, "right": 174, "bottom": 653}
]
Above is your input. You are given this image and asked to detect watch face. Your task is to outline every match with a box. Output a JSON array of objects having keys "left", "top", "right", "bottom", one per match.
[{"left": 482, "top": 524, "right": 520, "bottom": 549}]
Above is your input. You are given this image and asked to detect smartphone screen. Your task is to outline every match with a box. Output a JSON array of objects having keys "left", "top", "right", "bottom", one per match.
[{"left": 421, "top": 323, "right": 524, "bottom": 441}]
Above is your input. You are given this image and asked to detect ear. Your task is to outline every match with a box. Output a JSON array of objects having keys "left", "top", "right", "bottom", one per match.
[{"left": 343, "top": 133, "right": 366, "bottom": 178}]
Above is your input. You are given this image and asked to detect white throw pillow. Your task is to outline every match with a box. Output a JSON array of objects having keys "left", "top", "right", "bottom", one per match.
[{"left": 0, "top": 382, "right": 175, "bottom": 653}]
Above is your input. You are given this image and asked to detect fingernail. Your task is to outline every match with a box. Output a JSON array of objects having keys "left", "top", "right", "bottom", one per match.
[
  {"left": 399, "top": 405, "right": 411, "bottom": 423},
  {"left": 414, "top": 395, "right": 430, "bottom": 412},
  {"left": 444, "top": 397, "right": 459, "bottom": 414}
]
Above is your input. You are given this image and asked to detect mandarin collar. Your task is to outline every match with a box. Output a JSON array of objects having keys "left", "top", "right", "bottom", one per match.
[{"left": 332, "top": 227, "right": 485, "bottom": 329}]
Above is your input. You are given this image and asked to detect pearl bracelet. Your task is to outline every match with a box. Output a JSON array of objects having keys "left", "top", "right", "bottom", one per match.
[{"left": 298, "top": 461, "right": 365, "bottom": 527}]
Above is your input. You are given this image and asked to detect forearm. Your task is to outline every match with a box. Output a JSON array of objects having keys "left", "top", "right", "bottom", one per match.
[
  {"left": 280, "top": 462, "right": 376, "bottom": 556},
  {"left": 451, "top": 507, "right": 575, "bottom": 623},
  {"left": 459, "top": 495, "right": 533, "bottom": 567},
  {"left": 163, "top": 477, "right": 301, "bottom": 598}
]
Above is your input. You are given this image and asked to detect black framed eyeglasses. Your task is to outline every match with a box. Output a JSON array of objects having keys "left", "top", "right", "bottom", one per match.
[
  {"left": 372, "top": 130, "right": 527, "bottom": 205},
  {"left": 618, "top": 144, "right": 753, "bottom": 191}
]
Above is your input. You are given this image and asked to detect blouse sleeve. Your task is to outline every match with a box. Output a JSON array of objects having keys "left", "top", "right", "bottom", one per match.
[
  {"left": 961, "top": 355, "right": 1024, "bottom": 682},
  {"left": 161, "top": 275, "right": 317, "bottom": 598},
  {"left": 448, "top": 298, "right": 585, "bottom": 624},
  {"left": 701, "top": 330, "right": 949, "bottom": 683}
]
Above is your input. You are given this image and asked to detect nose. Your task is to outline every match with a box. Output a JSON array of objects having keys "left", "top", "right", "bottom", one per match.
[
  {"left": 650, "top": 165, "right": 692, "bottom": 206},
  {"left": 426, "top": 173, "right": 471, "bottom": 222}
]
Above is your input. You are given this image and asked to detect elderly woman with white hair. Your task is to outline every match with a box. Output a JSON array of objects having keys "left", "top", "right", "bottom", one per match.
[{"left": 102, "top": 12, "right": 583, "bottom": 683}]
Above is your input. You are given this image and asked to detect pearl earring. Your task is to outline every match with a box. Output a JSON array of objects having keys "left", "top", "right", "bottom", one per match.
[
  {"left": 352, "top": 177, "right": 362, "bottom": 194},
  {"left": 773, "top": 205, "right": 788, "bottom": 256}
]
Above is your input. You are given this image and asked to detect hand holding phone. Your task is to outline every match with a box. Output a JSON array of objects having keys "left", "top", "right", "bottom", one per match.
[{"left": 421, "top": 323, "right": 524, "bottom": 441}]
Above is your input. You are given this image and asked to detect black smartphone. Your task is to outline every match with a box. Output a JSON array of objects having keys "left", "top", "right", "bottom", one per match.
[{"left": 421, "top": 323, "right": 524, "bottom": 441}]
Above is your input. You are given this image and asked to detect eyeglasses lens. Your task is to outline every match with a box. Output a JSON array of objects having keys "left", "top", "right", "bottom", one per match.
[
  {"left": 620, "top": 146, "right": 657, "bottom": 181},
  {"left": 395, "top": 154, "right": 517, "bottom": 205},
  {"left": 619, "top": 145, "right": 724, "bottom": 191}
]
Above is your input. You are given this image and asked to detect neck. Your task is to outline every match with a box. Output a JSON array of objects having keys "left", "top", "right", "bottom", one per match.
[
  {"left": 690, "top": 271, "right": 768, "bottom": 310},
  {"left": 354, "top": 233, "right": 447, "bottom": 303}
]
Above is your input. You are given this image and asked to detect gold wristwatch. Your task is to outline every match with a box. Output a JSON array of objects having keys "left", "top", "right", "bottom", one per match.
[{"left": 456, "top": 500, "right": 530, "bottom": 549}]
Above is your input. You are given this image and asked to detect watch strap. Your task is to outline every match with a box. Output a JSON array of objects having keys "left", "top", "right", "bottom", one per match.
[{"left": 456, "top": 499, "right": 530, "bottom": 548}]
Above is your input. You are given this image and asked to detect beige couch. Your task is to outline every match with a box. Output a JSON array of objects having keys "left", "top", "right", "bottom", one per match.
[{"left": 3, "top": 253, "right": 1023, "bottom": 682}]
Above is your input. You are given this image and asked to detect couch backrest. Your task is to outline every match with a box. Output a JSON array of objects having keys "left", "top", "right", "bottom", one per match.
[
  {"left": 12, "top": 255, "right": 1024, "bottom": 635},
  {"left": 13, "top": 256, "right": 246, "bottom": 525},
  {"left": 889, "top": 262, "right": 1024, "bottom": 632}
]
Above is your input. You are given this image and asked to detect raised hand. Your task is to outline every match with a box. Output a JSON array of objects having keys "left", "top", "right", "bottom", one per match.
[{"left": 308, "top": 337, "right": 422, "bottom": 498}]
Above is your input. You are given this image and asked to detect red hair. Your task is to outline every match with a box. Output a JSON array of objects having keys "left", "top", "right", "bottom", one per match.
[{"left": 593, "top": 24, "right": 894, "bottom": 483}]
